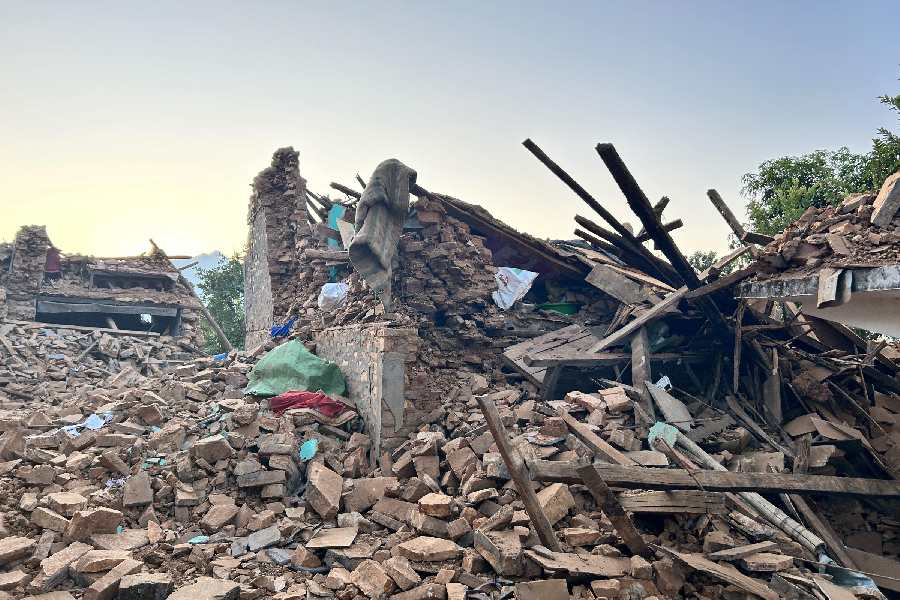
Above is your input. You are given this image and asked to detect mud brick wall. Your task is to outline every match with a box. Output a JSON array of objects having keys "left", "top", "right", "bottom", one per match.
[
  {"left": 5, "top": 225, "right": 51, "bottom": 320},
  {"left": 314, "top": 323, "right": 419, "bottom": 460}
]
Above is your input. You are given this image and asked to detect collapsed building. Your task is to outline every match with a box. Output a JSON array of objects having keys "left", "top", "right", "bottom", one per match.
[{"left": 0, "top": 144, "right": 899, "bottom": 600}]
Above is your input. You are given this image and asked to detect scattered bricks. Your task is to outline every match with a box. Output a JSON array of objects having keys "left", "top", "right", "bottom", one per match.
[
  {"left": 31, "top": 507, "right": 70, "bottom": 532},
  {"left": 590, "top": 579, "right": 622, "bottom": 599},
  {"left": 74, "top": 550, "right": 131, "bottom": 573},
  {"left": 96, "top": 433, "right": 138, "bottom": 447},
  {"left": 482, "top": 453, "right": 510, "bottom": 480},
  {"left": 392, "top": 451, "right": 417, "bottom": 478},
  {"left": 64, "top": 508, "right": 123, "bottom": 541},
  {"left": 0, "top": 569, "right": 28, "bottom": 590},
  {"left": 116, "top": 572, "right": 173, "bottom": 600},
  {"left": 652, "top": 559, "right": 685, "bottom": 597},
  {"left": 20, "top": 492, "right": 39, "bottom": 512},
  {"left": 236, "top": 469, "right": 285, "bottom": 488},
  {"left": 31, "top": 531, "right": 56, "bottom": 563},
  {"left": 90, "top": 529, "right": 149, "bottom": 552},
  {"left": 392, "top": 583, "right": 448, "bottom": 600},
  {"left": 98, "top": 450, "right": 130, "bottom": 476},
  {"left": 409, "top": 509, "right": 450, "bottom": 537},
  {"left": 26, "top": 464, "right": 56, "bottom": 485},
  {"left": 344, "top": 477, "right": 397, "bottom": 513},
  {"left": 191, "top": 434, "right": 234, "bottom": 463},
  {"left": 306, "top": 462, "right": 343, "bottom": 519},
  {"left": 871, "top": 170, "right": 900, "bottom": 227},
  {"left": 396, "top": 537, "right": 462, "bottom": 562},
  {"left": 446, "top": 582, "right": 467, "bottom": 600},
  {"left": 418, "top": 493, "right": 453, "bottom": 518},
  {"left": 414, "top": 455, "right": 440, "bottom": 480},
  {"left": 630, "top": 555, "right": 653, "bottom": 579},
  {"left": 47, "top": 492, "right": 87, "bottom": 517},
  {"left": 123, "top": 472, "right": 154, "bottom": 507},
  {"left": 739, "top": 552, "right": 794, "bottom": 572},
  {"left": 702, "top": 530, "right": 735, "bottom": 553},
  {"left": 39, "top": 542, "right": 92, "bottom": 590},
  {"left": 563, "top": 527, "right": 602, "bottom": 547},
  {"left": 166, "top": 576, "right": 240, "bottom": 600},
  {"left": 401, "top": 478, "right": 433, "bottom": 503},
  {"left": 536, "top": 483, "right": 575, "bottom": 526},
  {"left": 291, "top": 546, "right": 321, "bottom": 568},
  {"left": 514, "top": 580, "right": 569, "bottom": 600},
  {"left": 447, "top": 518, "right": 472, "bottom": 540},
  {"left": 474, "top": 529, "right": 522, "bottom": 576},
  {"left": 826, "top": 233, "right": 851, "bottom": 256},
  {"left": 201, "top": 503, "right": 239, "bottom": 532},
  {"left": 599, "top": 388, "right": 632, "bottom": 413},
  {"left": 0, "top": 536, "right": 35, "bottom": 564},
  {"left": 384, "top": 556, "right": 422, "bottom": 591},
  {"left": 351, "top": 559, "right": 396, "bottom": 597},
  {"left": 447, "top": 447, "right": 477, "bottom": 478},
  {"left": 247, "top": 525, "right": 282, "bottom": 552}
]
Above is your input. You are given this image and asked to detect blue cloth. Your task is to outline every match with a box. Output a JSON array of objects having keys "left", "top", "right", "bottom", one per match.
[
  {"left": 270, "top": 318, "right": 296, "bottom": 338},
  {"left": 212, "top": 352, "right": 228, "bottom": 361},
  {"left": 326, "top": 205, "right": 347, "bottom": 249}
]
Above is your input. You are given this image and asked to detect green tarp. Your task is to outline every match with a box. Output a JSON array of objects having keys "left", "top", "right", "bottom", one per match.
[{"left": 244, "top": 340, "right": 346, "bottom": 397}]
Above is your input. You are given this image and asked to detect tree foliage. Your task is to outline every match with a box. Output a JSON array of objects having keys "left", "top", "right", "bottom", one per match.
[
  {"left": 742, "top": 84, "right": 900, "bottom": 235},
  {"left": 688, "top": 250, "right": 719, "bottom": 273},
  {"left": 196, "top": 254, "right": 245, "bottom": 353}
]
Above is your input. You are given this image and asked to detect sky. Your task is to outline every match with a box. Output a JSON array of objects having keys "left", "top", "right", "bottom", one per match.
[{"left": 1, "top": 1, "right": 898, "bottom": 259}]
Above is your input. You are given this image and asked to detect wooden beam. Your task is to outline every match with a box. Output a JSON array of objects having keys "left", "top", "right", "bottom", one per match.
[
  {"left": 557, "top": 410, "right": 638, "bottom": 466},
  {"left": 588, "top": 289, "right": 685, "bottom": 352},
  {"left": 149, "top": 239, "right": 234, "bottom": 352},
  {"left": 523, "top": 351, "right": 709, "bottom": 368},
  {"left": 683, "top": 264, "right": 759, "bottom": 299},
  {"left": 330, "top": 182, "right": 362, "bottom": 199},
  {"left": 630, "top": 327, "right": 655, "bottom": 422},
  {"left": 477, "top": 395, "right": 562, "bottom": 551},
  {"left": 577, "top": 464, "right": 651, "bottom": 558},
  {"left": 523, "top": 138, "right": 679, "bottom": 286},
  {"left": 574, "top": 214, "right": 676, "bottom": 280},
  {"left": 302, "top": 249, "right": 350, "bottom": 261},
  {"left": 595, "top": 143, "right": 728, "bottom": 331},
  {"left": 573, "top": 228, "right": 623, "bottom": 256},
  {"left": 527, "top": 460, "right": 900, "bottom": 497}
]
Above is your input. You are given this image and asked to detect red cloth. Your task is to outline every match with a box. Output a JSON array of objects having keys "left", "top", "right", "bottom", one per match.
[{"left": 268, "top": 390, "right": 352, "bottom": 417}]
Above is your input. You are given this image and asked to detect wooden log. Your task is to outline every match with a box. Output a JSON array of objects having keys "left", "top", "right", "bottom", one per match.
[
  {"left": 630, "top": 327, "right": 655, "bottom": 421},
  {"left": 616, "top": 490, "right": 725, "bottom": 514},
  {"left": 577, "top": 464, "right": 651, "bottom": 558},
  {"left": 574, "top": 214, "right": 675, "bottom": 279},
  {"left": 636, "top": 196, "right": 670, "bottom": 240},
  {"left": 526, "top": 460, "right": 900, "bottom": 497},
  {"left": 523, "top": 351, "right": 709, "bottom": 368},
  {"left": 302, "top": 249, "right": 350, "bottom": 261},
  {"left": 588, "top": 289, "right": 685, "bottom": 353},
  {"left": 573, "top": 228, "right": 623, "bottom": 256},
  {"left": 330, "top": 182, "right": 362, "bottom": 199},
  {"left": 476, "top": 395, "right": 561, "bottom": 551},
  {"left": 556, "top": 410, "right": 638, "bottom": 466},
  {"left": 595, "top": 143, "right": 728, "bottom": 331},
  {"left": 149, "top": 239, "right": 233, "bottom": 352},
  {"left": 523, "top": 138, "right": 678, "bottom": 286}
]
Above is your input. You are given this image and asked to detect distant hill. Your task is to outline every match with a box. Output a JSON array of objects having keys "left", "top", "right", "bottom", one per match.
[{"left": 172, "top": 251, "right": 226, "bottom": 294}]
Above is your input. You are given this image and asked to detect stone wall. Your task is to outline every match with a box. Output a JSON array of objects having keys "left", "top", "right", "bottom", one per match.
[
  {"left": 5, "top": 225, "right": 50, "bottom": 320},
  {"left": 313, "top": 323, "right": 418, "bottom": 460},
  {"left": 244, "top": 147, "right": 309, "bottom": 347}
]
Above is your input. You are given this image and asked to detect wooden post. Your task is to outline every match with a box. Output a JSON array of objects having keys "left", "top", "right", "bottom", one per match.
[
  {"left": 594, "top": 143, "right": 729, "bottom": 332},
  {"left": 476, "top": 395, "right": 562, "bottom": 551},
  {"left": 577, "top": 464, "right": 651, "bottom": 558},
  {"left": 630, "top": 327, "right": 655, "bottom": 422},
  {"left": 149, "top": 239, "right": 234, "bottom": 353},
  {"left": 707, "top": 189, "right": 773, "bottom": 247}
]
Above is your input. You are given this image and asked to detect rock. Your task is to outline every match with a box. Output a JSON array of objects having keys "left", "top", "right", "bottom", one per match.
[
  {"left": 590, "top": 579, "right": 622, "bottom": 599},
  {"left": 535, "top": 483, "right": 575, "bottom": 525},
  {"left": 291, "top": 546, "right": 321, "bottom": 568},
  {"left": 83, "top": 558, "right": 144, "bottom": 600},
  {"left": 201, "top": 503, "right": 239, "bottom": 532},
  {"left": 64, "top": 508, "right": 123, "bottom": 541},
  {"left": 47, "top": 492, "right": 87, "bottom": 517},
  {"left": 740, "top": 552, "right": 794, "bottom": 572},
  {"left": 117, "top": 572, "right": 173, "bottom": 600},
  {"left": 73, "top": 550, "right": 131, "bottom": 573},
  {"left": 473, "top": 530, "right": 521, "bottom": 576},
  {"left": 514, "top": 580, "right": 569, "bottom": 600},
  {"left": 446, "top": 582, "right": 467, "bottom": 600},
  {"left": 383, "top": 556, "right": 422, "bottom": 591},
  {"left": 396, "top": 537, "right": 462, "bottom": 562},
  {"left": 39, "top": 542, "right": 92, "bottom": 590},
  {"left": 247, "top": 525, "right": 281, "bottom": 551},
  {"left": 562, "top": 527, "right": 601, "bottom": 547},
  {"left": 90, "top": 529, "right": 149, "bottom": 551},
  {"left": 123, "top": 472, "right": 154, "bottom": 507},
  {"left": 306, "top": 462, "right": 343, "bottom": 519},
  {"left": 167, "top": 577, "right": 240, "bottom": 600},
  {"left": 344, "top": 477, "right": 397, "bottom": 513},
  {"left": 0, "top": 569, "right": 28, "bottom": 591},
  {"left": 871, "top": 171, "right": 900, "bottom": 227},
  {"left": 31, "top": 507, "right": 70, "bottom": 532},
  {"left": 418, "top": 492, "right": 453, "bottom": 518},
  {"left": 630, "top": 555, "right": 653, "bottom": 579},
  {"left": 191, "top": 434, "right": 234, "bottom": 463},
  {"left": 351, "top": 559, "right": 395, "bottom": 597}
]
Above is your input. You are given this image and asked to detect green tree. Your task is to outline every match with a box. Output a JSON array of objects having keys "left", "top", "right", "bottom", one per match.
[
  {"left": 196, "top": 254, "right": 245, "bottom": 353},
  {"left": 688, "top": 250, "right": 719, "bottom": 273},
  {"left": 742, "top": 83, "right": 900, "bottom": 235}
]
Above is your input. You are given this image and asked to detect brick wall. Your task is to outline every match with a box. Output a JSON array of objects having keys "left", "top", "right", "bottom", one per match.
[{"left": 313, "top": 323, "right": 419, "bottom": 460}]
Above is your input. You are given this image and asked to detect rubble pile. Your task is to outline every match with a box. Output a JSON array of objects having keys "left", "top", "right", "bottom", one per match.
[{"left": 756, "top": 171, "right": 900, "bottom": 275}]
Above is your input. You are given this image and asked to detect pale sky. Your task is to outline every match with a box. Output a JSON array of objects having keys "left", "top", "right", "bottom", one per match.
[{"left": 1, "top": 1, "right": 897, "bottom": 258}]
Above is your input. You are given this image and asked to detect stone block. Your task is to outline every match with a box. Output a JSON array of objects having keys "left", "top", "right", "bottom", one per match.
[
  {"left": 306, "top": 462, "right": 343, "bottom": 519},
  {"left": 535, "top": 483, "right": 575, "bottom": 525}
]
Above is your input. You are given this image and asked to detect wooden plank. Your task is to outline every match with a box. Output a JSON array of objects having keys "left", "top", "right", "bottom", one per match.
[
  {"left": 503, "top": 324, "right": 598, "bottom": 385},
  {"left": 585, "top": 264, "right": 653, "bottom": 305},
  {"left": 630, "top": 328, "right": 655, "bottom": 421},
  {"left": 35, "top": 300, "right": 178, "bottom": 317},
  {"left": 725, "top": 395, "right": 795, "bottom": 459},
  {"left": 303, "top": 248, "right": 350, "bottom": 261},
  {"left": 588, "top": 289, "right": 685, "bottom": 352},
  {"left": 616, "top": 490, "right": 726, "bottom": 514},
  {"left": 5, "top": 321, "right": 160, "bottom": 338},
  {"left": 539, "top": 366, "right": 563, "bottom": 401},
  {"left": 684, "top": 264, "right": 759, "bottom": 299},
  {"left": 708, "top": 541, "right": 779, "bottom": 561},
  {"left": 557, "top": 410, "right": 638, "bottom": 466},
  {"left": 661, "top": 549, "right": 779, "bottom": 600},
  {"left": 526, "top": 460, "right": 900, "bottom": 497},
  {"left": 523, "top": 351, "right": 709, "bottom": 368},
  {"left": 476, "top": 395, "right": 561, "bottom": 551},
  {"left": 577, "top": 464, "right": 650, "bottom": 558},
  {"left": 523, "top": 550, "right": 632, "bottom": 578}
]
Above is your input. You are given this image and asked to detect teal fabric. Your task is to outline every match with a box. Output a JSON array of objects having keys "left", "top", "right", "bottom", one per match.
[{"left": 244, "top": 340, "right": 346, "bottom": 397}]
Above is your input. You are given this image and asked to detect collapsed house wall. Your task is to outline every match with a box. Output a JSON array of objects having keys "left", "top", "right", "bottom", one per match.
[
  {"left": 2, "top": 225, "right": 50, "bottom": 320},
  {"left": 244, "top": 147, "right": 309, "bottom": 349}
]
